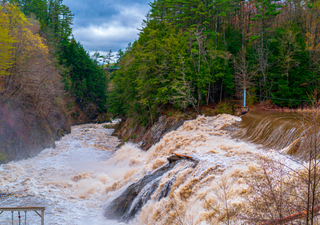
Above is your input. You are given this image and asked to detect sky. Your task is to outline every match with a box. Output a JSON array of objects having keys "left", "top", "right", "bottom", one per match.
[{"left": 63, "top": 0, "right": 151, "bottom": 56}]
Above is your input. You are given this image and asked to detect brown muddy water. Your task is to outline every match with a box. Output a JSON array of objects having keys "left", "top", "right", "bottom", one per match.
[
  {"left": 231, "top": 111, "right": 302, "bottom": 150},
  {"left": 0, "top": 113, "right": 301, "bottom": 225}
]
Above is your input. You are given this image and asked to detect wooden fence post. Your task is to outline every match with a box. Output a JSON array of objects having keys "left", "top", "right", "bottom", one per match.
[{"left": 41, "top": 209, "right": 44, "bottom": 225}]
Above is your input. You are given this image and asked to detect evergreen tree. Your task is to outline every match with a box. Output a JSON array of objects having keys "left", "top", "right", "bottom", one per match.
[{"left": 109, "top": 0, "right": 320, "bottom": 124}]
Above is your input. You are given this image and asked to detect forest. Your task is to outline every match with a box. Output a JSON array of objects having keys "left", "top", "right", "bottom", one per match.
[
  {"left": 109, "top": 0, "right": 320, "bottom": 125},
  {"left": 0, "top": 0, "right": 108, "bottom": 163},
  {"left": 2, "top": 0, "right": 320, "bottom": 160}
]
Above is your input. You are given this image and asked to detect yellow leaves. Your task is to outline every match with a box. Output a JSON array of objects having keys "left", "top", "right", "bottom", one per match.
[
  {"left": 5, "top": 4, "right": 48, "bottom": 57},
  {"left": 0, "top": 6, "right": 15, "bottom": 77},
  {"left": 306, "top": 30, "right": 320, "bottom": 51},
  {"left": 0, "top": 4, "right": 49, "bottom": 79},
  {"left": 305, "top": 7, "right": 320, "bottom": 51},
  {"left": 23, "top": 27, "right": 48, "bottom": 55},
  {"left": 305, "top": 31, "right": 317, "bottom": 51}
]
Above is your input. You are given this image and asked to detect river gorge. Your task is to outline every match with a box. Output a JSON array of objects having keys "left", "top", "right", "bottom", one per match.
[{"left": 0, "top": 112, "right": 303, "bottom": 224}]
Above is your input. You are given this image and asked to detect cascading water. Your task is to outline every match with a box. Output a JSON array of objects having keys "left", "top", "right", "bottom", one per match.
[
  {"left": 0, "top": 113, "right": 300, "bottom": 224},
  {"left": 101, "top": 114, "right": 298, "bottom": 224},
  {"left": 231, "top": 111, "right": 302, "bottom": 150}
]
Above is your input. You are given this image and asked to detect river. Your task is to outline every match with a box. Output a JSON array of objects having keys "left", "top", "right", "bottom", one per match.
[
  {"left": 0, "top": 123, "right": 123, "bottom": 225},
  {"left": 0, "top": 113, "right": 300, "bottom": 224}
]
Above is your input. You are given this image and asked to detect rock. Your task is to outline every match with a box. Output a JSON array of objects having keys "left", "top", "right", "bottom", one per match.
[
  {"left": 104, "top": 162, "right": 178, "bottom": 222},
  {"left": 112, "top": 116, "right": 185, "bottom": 150},
  {"left": 104, "top": 155, "right": 198, "bottom": 222}
]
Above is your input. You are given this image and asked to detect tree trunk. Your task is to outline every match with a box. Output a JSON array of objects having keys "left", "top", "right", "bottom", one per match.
[
  {"left": 207, "top": 82, "right": 210, "bottom": 106},
  {"left": 212, "top": 83, "right": 215, "bottom": 109}
]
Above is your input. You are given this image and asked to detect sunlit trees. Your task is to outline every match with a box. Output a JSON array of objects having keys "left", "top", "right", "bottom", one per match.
[
  {"left": 0, "top": 2, "right": 63, "bottom": 117},
  {"left": 8, "top": 0, "right": 107, "bottom": 115},
  {"left": 0, "top": 6, "right": 15, "bottom": 78},
  {"left": 3, "top": 4, "right": 48, "bottom": 97},
  {"left": 0, "top": 3, "right": 69, "bottom": 164}
]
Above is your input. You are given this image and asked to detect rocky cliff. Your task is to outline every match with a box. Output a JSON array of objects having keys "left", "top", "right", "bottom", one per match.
[
  {"left": 112, "top": 115, "right": 185, "bottom": 150},
  {"left": 0, "top": 102, "right": 71, "bottom": 164}
]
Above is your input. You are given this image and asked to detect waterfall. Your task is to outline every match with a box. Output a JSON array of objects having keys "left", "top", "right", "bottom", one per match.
[
  {"left": 231, "top": 111, "right": 302, "bottom": 150},
  {"left": 0, "top": 113, "right": 300, "bottom": 225},
  {"left": 103, "top": 114, "right": 298, "bottom": 224}
]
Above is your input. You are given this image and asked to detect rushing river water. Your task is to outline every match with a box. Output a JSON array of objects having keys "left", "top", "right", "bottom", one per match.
[
  {"left": 232, "top": 111, "right": 301, "bottom": 150},
  {"left": 0, "top": 124, "right": 123, "bottom": 225},
  {"left": 0, "top": 113, "right": 299, "bottom": 225}
]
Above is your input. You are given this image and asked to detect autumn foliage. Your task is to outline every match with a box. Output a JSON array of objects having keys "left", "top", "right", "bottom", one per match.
[{"left": 0, "top": 3, "right": 70, "bottom": 163}]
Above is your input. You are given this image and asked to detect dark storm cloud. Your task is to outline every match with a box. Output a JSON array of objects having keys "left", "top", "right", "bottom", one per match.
[{"left": 63, "top": 0, "right": 150, "bottom": 54}]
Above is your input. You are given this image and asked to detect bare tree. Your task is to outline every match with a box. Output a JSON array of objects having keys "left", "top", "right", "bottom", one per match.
[
  {"left": 304, "top": 5, "right": 320, "bottom": 92},
  {"left": 234, "top": 46, "right": 255, "bottom": 99},
  {"left": 253, "top": 40, "right": 274, "bottom": 100},
  {"left": 171, "top": 54, "right": 197, "bottom": 113},
  {"left": 243, "top": 102, "right": 320, "bottom": 225}
]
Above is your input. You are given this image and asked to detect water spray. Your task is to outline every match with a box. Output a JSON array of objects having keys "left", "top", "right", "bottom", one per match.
[{"left": 0, "top": 189, "right": 27, "bottom": 198}]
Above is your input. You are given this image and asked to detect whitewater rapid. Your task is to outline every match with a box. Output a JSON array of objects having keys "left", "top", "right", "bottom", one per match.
[
  {"left": 0, "top": 114, "right": 298, "bottom": 225},
  {"left": 0, "top": 123, "right": 123, "bottom": 225}
]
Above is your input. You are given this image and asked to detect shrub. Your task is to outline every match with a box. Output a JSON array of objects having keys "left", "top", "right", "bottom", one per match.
[{"left": 215, "top": 102, "right": 233, "bottom": 115}]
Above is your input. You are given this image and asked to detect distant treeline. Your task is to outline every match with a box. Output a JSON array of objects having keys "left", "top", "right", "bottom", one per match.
[
  {"left": 109, "top": 0, "right": 320, "bottom": 124},
  {"left": 0, "top": 0, "right": 107, "bottom": 163}
]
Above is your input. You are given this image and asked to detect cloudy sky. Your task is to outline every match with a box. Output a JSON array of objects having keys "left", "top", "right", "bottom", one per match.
[{"left": 63, "top": 0, "right": 151, "bottom": 55}]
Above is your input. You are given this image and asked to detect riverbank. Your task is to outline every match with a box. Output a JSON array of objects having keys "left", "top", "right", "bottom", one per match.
[
  {"left": 0, "top": 112, "right": 311, "bottom": 224},
  {"left": 111, "top": 100, "right": 305, "bottom": 149}
]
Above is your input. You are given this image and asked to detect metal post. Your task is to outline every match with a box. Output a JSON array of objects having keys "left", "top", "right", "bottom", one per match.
[
  {"left": 244, "top": 89, "right": 246, "bottom": 107},
  {"left": 0, "top": 207, "right": 45, "bottom": 224},
  {"left": 41, "top": 209, "right": 44, "bottom": 225},
  {"left": 25, "top": 211, "right": 27, "bottom": 225}
]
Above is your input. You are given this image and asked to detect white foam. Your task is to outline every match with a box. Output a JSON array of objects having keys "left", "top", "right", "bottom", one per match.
[{"left": 0, "top": 115, "right": 300, "bottom": 225}]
